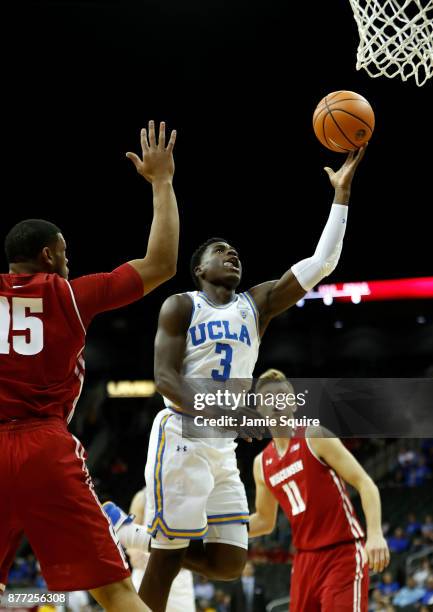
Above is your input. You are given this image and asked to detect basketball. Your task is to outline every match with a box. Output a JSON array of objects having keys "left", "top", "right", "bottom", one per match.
[{"left": 313, "top": 91, "right": 375, "bottom": 153}]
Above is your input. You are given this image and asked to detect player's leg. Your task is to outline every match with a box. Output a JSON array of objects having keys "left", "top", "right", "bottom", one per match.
[
  {"left": 140, "top": 410, "right": 212, "bottom": 609},
  {"left": 320, "top": 540, "right": 369, "bottom": 612},
  {"left": 0, "top": 529, "right": 23, "bottom": 594},
  {"left": 90, "top": 576, "right": 151, "bottom": 612},
  {"left": 289, "top": 550, "right": 321, "bottom": 612},
  {"left": 139, "top": 545, "right": 187, "bottom": 612},
  {"left": 131, "top": 567, "right": 145, "bottom": 592},
  {"left": 182, "top": 536, "right": 247, "bottom": 579},
  {"left": 180, "top": 443, "right": 249, "bottom": 579},
  {"left": 166, "top": 567, "right": 195, "bottom": 612},
  {"left": 17, "top": 421, "right": 132, "bottom": 592},
  {"left": 0, "top": 425, "right": 26, "bottom": 592},
  {"left": 103, "top": 501, "right": 151, "bottom": 552}
]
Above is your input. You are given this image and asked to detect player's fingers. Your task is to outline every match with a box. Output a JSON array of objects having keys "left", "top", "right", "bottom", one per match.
[
  {"left": 367, "top": 548, "right": 374, "bottom": 570},
  {"left": 372, "top": 549, "right": 382, "bottom": 572},
  {"left": 355, "top": 143, "right": 367, "bottom": 163},
  {"left": 140, "top": 128, "right": 150, "bottom": 153},
  {"left": 148, "top": 120, "right": 156, "bottom": 147},
  {"left": 323, "top": 166, "right": 334, "bottom": 179},
  {"left": 126, "top": 152, "right": 141, "bottom": 171},
  {"left": 166, "top": 129, "right": 177, "bottom": 153},
  {"left": 379, "top": 548, "right": 387, "bottom": 572},
  {"left": 158, "top": 121, "right": 166, "bottom": 149},
  {"left": 383, "top": 546, "right": 391, "bottom": 569}
]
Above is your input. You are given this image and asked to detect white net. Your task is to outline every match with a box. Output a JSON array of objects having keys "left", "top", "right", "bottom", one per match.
[{"left": 348, "top": 0, "right": 433, "bottom": 86}]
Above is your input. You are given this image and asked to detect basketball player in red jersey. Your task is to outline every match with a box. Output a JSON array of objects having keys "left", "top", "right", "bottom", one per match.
[
  {"left": 0, "top": 121, "right": 177, "bottom": 611},
  {"left": 249, "top": 369, "right": 390, "bottom": 612}
]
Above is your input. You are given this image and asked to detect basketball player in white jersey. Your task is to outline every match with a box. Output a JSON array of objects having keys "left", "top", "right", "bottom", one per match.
[
  {"left": 127, "top": 488, "right": 195, "bottom": 612},
  {"left": 106, "top": 145, "right": 367, "bottom": 611}
]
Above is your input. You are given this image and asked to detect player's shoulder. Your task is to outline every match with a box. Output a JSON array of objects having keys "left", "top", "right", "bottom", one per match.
[
  {"left": 305, "top": 426, "right": 339, "bottom": 463},
  {"left": 305, "top": 425, "right": 334, "bottom": 439},
  {"left": 259, "top": 440, "right": 276, "bottom": 463},
  {"left": 158, "top": 292, "right": 195, "bottom": 329},
  {"left": 162, "top": 291, "right": 195, "bottom": 310}
]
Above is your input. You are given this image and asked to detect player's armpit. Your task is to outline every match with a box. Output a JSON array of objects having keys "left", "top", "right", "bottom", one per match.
[
  {"left": 309, "top": 436, "right": 370, "bottom": 489},
  {"left": 248, "top": 272, "right": 306, "bottom": 336},
  {"left": 128, "top": 255, "right": 176, "bottom": 296},
  {"left": 70, "top": 263, "right": 144, "bottom": 327}
]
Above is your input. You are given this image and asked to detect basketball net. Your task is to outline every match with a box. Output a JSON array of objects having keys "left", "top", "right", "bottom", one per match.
[{"left": 348, "top": 0, "right": 433, "bottom": 86}]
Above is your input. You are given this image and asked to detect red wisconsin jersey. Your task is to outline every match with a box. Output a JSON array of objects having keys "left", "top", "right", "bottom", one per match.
[
  {"left": 0, "top": 273, "right": 86, "bottom": 422},
  {"left": 0, "top": 264, "right": 143, "bottom": 423},
  {"left": 261, "top": 437, "right": 365, "bottom": 550}
]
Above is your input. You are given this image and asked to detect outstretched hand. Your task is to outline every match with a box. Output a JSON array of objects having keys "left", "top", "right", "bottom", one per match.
[
  {"left": 126, "top": 120, "right": 176, "bottom": 184},
  {"left": 323, "top": 144, "right": 367, "bottom": 194}
]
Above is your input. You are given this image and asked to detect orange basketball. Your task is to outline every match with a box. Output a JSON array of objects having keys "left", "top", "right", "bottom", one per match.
[{"left": 313, "top": 91, "right": 375, "bottom": 153}]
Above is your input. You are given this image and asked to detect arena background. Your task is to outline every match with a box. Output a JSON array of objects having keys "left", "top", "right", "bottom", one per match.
[{"left": 2, "top": 1, "right": 432, "bottom": 610}]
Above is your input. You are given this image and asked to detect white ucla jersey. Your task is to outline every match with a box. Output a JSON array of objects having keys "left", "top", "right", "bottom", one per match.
[{"left": 182, "top": 290, "right": 260, "bottom": 379}]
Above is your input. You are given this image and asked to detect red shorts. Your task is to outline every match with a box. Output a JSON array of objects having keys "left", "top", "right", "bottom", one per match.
[
  {"left": 290, "top": 540, "right": 369, "bottom": 612},
  {"left": 0, "top": 417, "right": 130, "bottom": 591}
]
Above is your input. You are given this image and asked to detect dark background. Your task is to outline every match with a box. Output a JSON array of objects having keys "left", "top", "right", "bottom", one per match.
[
  {"left": 3, "top": 4, "right": 433, "bottom": 602},
  {"left": 4, "top": 0, "right": 432, "bottom": 380}
]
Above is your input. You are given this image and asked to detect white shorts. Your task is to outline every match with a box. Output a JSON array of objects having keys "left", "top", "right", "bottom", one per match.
[
  {"left": 144, "top": 409, "right": 249, "bottom": 550},
  {"left": 132, "top": 567, "right": 196, "bottom": 612}
]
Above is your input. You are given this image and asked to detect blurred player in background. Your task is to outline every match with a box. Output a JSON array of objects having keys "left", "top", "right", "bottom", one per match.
[
  {"left": 127, "top": 488, "right": 195, "bottom": 611},
  {"left": 249, "top": 369, "right": 390, "bottom": 612},
  {"left": 0, "top": 121, "right": 178, "bottom": 612}
]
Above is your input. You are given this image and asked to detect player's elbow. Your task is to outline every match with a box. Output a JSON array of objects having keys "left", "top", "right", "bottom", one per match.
[
  {"left": 263, "top": 521, "right": 275, "bottom": 535},
  {"left": 152, "top": 262, "right": 177, "bottom": 285},
  {"left": 355, "top": 473, "right": 378, "bottom": 495},
  {"left": 154, "top": 369, "right": 176, "bottom": 398},
  {"left": 258, "top": 515, "right": 275, "bottom": 536},
  {"left": 161, "top": 261, "right": 177, "bottom": 280},
  {"left": 154, "top": 372, "right": 169, "bottom": 396},
  {"left": 140, "top": 257, "right": 177, "bottom": 285}
]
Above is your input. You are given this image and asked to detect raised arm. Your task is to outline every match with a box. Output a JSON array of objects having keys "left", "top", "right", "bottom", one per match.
[
  {"left": 249, "top": 145, "right": 366, "bottom": 336},
  {"left": 309, "top": 435, "right": 390, "bottom": 573},
  {"left": 248, "top": 453, "right": 279, "bottom": 538},
  {"left": 127, "top": 120, "right": 179, "bottom": 295}
]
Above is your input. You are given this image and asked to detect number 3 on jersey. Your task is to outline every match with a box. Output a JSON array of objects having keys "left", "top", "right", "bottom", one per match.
[
  {"left": 0, "top": 297, "right": 44, "bottom": 356},
  {"left": 211, "top": 342, "right": 233, "bottom": 381}
]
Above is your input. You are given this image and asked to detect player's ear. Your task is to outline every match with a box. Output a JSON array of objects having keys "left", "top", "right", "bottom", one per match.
[
  {"left": 40, "top": 246, "right": 56, "bottom": 270},
  {"left": 194, "top": 264, "right": 203, "bottom": 279}
]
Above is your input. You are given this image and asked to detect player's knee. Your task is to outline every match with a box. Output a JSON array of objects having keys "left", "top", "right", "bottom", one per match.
[
  {"left": 209, "top": 549, "right": 247, "bottom": 580},
  {"left": 145, "top": 547, "right": 185, "bottom": 580},
  {"left": 90, "top": 577, "right": 137, "bottom": 607}
]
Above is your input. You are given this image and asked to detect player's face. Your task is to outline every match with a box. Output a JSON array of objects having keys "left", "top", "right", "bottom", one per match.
[
  {"left": 256, "top": 381, "right": 297, "bottom": 423},
  {"left": 51, "top": 234, "right": 69, "bottom": 279},
  {"left": 197, "top": 242, "right": 242, "bottom": 289}
]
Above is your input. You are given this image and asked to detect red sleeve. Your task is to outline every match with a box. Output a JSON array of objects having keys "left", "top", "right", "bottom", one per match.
[{"left": 70, "top": 263, "right": 144, "bottom": 328}]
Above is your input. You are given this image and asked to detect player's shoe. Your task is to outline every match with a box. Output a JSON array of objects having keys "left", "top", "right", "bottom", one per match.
[{"left": 102, "top": 501, "right": 135, "bottom": 532}]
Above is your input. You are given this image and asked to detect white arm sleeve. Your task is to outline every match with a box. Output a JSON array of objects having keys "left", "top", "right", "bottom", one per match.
[{"left": 291, "top": 204, "right": 348, "bottom": 291}]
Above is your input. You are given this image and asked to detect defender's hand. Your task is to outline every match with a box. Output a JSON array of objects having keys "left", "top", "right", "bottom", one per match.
[{"left": 127, "top": 120, "right": 176, "bottom": 184}]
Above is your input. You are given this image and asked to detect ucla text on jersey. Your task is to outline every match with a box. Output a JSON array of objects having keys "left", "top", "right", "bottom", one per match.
[{"left": 182, "top": 291, "right": 260, "bottom": 381}]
